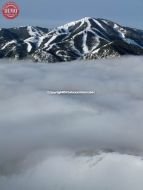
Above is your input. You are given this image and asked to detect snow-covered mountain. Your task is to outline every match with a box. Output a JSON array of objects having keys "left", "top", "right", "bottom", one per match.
[{"left": 1, "top": 17, "right": 143, "bottom": 62}]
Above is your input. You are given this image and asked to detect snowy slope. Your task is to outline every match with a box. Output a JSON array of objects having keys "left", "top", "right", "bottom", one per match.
[{"left": 1, "top": 17, "right": 143, "bottom": 62}]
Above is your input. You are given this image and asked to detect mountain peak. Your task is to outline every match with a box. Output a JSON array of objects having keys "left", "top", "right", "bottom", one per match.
[{"left": 0, "top": 18, "right": 143, "bottom": 62}]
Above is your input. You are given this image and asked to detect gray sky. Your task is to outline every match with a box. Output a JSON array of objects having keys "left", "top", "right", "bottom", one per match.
[{"left": 0, "top": 0, "right": 143, "bottom": 30}]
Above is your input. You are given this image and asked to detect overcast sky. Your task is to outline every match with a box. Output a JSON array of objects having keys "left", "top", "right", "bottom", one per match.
[{"left": 0, "top": 0, "right": 143, "bottom": 29}]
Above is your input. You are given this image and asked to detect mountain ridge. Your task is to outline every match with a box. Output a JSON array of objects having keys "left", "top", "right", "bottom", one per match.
[{"left": 1, "top": 17, "right": 143, "bottom": 62}]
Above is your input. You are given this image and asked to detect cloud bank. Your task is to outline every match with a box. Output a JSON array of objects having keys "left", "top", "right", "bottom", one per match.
[{"left": 0, "top": 56, "right": 143, "bottom": 189}]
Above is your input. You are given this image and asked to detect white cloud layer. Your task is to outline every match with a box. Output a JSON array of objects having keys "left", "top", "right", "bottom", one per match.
[{"left": 0, "top": 56, "right": 143, "bottom": 189}]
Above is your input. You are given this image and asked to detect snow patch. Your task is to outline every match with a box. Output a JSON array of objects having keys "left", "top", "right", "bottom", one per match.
[
  {"left": 1, "top": 40, "right": 16, "bottom": 50},
  {"left": 25, "top": 42, "right": 32, "bottom": 52}
]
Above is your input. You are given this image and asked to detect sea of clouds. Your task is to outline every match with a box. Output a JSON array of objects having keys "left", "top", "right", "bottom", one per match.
[{"left": 0, "top": 56, "right": 143, "bottom": 189}]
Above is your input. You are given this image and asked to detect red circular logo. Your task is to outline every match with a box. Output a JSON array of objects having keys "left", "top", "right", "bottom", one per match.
[{"left": 2, "top": 2, "right": 20, "bottom": 19}]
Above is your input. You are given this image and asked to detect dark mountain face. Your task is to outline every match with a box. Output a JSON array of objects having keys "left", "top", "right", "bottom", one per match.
[{"left": 1, "top": 17, "right": 143, "bottom": 62}]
